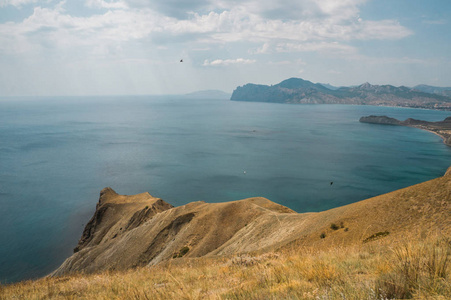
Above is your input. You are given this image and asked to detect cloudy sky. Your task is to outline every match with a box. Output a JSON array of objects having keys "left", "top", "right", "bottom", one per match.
[{"left": 0, "top": 0, "right": 450, "bottom": 96}]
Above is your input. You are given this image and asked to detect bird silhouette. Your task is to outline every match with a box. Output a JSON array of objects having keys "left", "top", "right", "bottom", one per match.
[
  {"left": 330, "top": 181, "right": 333, "bottom": 185},
  {"left": 180, "top": 59, "right": 183, "bottom": 63}
]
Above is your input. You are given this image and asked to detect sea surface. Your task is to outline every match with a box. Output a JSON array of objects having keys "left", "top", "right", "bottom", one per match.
[{"left": 1, "top": 96, "right": 450, "bottom": 283}]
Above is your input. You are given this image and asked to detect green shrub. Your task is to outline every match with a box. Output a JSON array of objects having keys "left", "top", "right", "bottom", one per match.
[
  {"left": 173, "top": 246, "right": 190, "bottom": 258},
  {"left": 363, "top": 231, "right": 389, "bottom": 243},
  {"left": 179, "top": 246, "right": 190, "bottom": 256}
]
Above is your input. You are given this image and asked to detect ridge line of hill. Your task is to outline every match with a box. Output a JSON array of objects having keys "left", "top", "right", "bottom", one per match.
[{"left": 231, "top": 77, "right": 451, "bottom": 110}]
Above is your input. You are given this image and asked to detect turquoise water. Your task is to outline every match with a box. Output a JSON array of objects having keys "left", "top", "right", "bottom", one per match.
[{"left": 0, "top": 96, "right": 450, "bottom": 283}]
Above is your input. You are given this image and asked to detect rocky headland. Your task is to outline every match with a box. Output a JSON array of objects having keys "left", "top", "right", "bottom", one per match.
[
  {"left": 360, "top": 115, "right": 451, "bottom": 146},
  {"left": 52, "top": 167, "right": 451, "bottom": 277}
]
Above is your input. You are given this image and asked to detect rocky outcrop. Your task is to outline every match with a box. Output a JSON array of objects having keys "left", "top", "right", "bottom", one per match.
[
  {"left": 73, "top": 187, "right": 173, "bottom": 253},
  {"left": 53, "top": 168, "right": 451, "bottom": 277}
]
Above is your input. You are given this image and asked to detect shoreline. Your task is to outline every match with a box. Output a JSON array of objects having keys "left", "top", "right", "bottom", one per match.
[
  {"left": 360, "top": 115, "right": 451, "bottom": 147},
  {"left": 406, "top": 126, "right": 451, "bottom": 147},
  {"left": 423, "top": 129, "right": 451, "bottom": 146}
]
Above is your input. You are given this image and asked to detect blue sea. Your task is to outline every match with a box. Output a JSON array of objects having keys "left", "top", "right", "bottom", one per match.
[{"left": 1, "top": 96, "right": 450, "bottom": 283}]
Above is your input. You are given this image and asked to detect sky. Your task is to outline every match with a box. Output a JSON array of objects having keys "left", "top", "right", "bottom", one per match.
[{"left": 0, "top": 0, "right": 450, "bottom": 96}]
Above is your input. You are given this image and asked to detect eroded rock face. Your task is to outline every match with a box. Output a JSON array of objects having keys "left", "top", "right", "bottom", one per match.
[
  {"left": 72, "top": 188, "right": 173, "bottom": 253},
  {"left": 52, "top": 190, "right": 297, "bottom": 277}
]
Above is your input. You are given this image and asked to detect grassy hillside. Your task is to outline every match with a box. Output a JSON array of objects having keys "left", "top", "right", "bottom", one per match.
[
  {"left": 1, "top": 233, "right": 450, "bottom": 299},
  {"left": 2, "top": 168, "right": 451, "bottom": 299}
]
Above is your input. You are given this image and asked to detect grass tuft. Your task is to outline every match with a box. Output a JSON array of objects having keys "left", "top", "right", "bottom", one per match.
[{"left": 375, "top": 237, "right": 451, "bottom": 299}]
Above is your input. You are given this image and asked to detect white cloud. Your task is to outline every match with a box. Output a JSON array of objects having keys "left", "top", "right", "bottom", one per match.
[
  {"left": 0, "top": 0, "right": 423, "bottom": 96},
  {"left": 275, "top": 42, "right": 357, "bottom": 54},
  {"left": 0, "top": 0, "right": 39, "bottom": 7},
  {"left": 251, "top": 42, "right": 271, "bottom": 54},
  {"left": 357, "top": 20, "right": 413, "bottom": 40},
  {"left": 203, "top": 58, "right": 256, "bottom": 66},
  {"left": 267, "top": 59, "right": 306, "bottom": 65},
  {"left": 85, "top": 0, "right": 128, "bottom": 9},
  {"left": 314, "top": 0, "right": 367, "bottom": 19},
  {"left": 0, "top": 0, "right": 412, "bottom": 58},
  {"left": 0, "top": 6, "right": 164, "bottom": 55}
]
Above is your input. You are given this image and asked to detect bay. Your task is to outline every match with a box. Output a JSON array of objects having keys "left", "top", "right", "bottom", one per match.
[{"left": 0, "top": 96, "right": 450, "bottom": 283}]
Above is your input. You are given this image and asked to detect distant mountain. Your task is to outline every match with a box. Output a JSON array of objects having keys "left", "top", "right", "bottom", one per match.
[
  {"left": 413, "top": 84, "right": 451, "bottom": 97},
  {"left": 184, "top": 90, "right": 231, "bottom": 100},
  {"left": 276, "top": 77, "right": 329, "bottom": 90},
  {"left": 231, "top": 78, "right": 451, "bottom": 110}
]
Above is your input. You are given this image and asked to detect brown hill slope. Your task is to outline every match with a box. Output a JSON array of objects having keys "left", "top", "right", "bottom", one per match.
[{"left": 53, "top": 167, "right": 451, "bottom": 276}]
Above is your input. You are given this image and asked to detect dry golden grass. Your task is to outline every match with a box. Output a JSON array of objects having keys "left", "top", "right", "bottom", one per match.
[{"left": 1, "top": 233, "right": 450, "bottom": 300}]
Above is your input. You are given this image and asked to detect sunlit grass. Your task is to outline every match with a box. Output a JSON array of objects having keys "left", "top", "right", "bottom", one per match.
[{"left": 1, "top": 234, "right": 450, "bottom": 299}]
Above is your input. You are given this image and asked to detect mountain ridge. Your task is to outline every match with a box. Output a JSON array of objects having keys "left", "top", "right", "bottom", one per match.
[
  {"left": 231, "top": 78, "right": 451, "bottom": 109},
  {"left": 413, "top": 84, "right": 451, "bottom": 97}
]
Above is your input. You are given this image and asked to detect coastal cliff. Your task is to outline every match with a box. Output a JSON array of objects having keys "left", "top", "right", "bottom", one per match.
[
  {"left": 53, "top": 193, "right": 296, "bottom": 276},
  {"left": 360, "top": 115, "right": 451, "bottom": 146},
  {"left": 53, "top": 168, "right": 451, "bottom": 277}
]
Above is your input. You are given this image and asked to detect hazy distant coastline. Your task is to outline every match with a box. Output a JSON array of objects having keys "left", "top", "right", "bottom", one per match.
[
  {"left": 184, "top": 90, "right": 231, "bottom": 99},
  {"left": 231, "top": 78, "right": 451, "bottom": 110},
  {"left": 360, "top": 115, "right": 451, "bottom": 146}
]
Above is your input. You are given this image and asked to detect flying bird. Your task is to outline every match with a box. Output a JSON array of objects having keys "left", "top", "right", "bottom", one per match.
[
  {"left": 330, "top": 181, "right": 334, "bottom": 186},
  {"left": 180, "top": 59, "right": 183, "bottom": 63}
]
